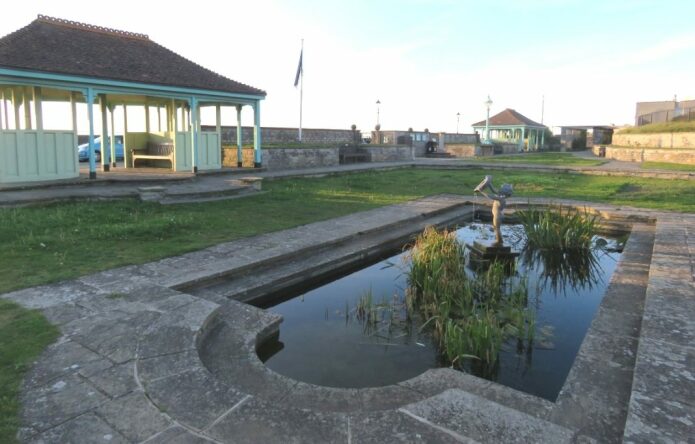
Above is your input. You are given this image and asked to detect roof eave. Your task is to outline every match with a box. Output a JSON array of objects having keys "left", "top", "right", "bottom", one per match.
[{"left": 0, "top": 66, "right": 266, "bottom": 103}]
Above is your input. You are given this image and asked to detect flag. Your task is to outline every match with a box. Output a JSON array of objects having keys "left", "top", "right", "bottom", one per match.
[{"left": 294, "top": 49, "right": 303, "bottom": 87}]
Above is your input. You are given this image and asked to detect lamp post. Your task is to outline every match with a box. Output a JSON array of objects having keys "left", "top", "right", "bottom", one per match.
[
  {"left": 376, "top": 99, "right": 381, "bottom": 126},
  {"left": 484, "top": 95, "right": 493, "bottom": 142},
  {"left": 456, "top": 112, "right": 460, "bottom": 134}
]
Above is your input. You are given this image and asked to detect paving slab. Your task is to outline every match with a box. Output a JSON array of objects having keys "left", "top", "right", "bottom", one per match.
[
  {"left": 28, "top": 412, "right": 128, "bottom": 444},
  {"left": 95, "top": 390, "right": 172, "bottom": 442},
  {"left": 205, "top": 396, "right": 348, "bottom": 444},
  {"left": 402, "top": 389, "right": 577, "bottom": 443}
]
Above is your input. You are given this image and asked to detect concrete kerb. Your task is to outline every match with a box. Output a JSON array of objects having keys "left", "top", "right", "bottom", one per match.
[{"left": 4, "top": 195, "right": 694, "bottom": 443}]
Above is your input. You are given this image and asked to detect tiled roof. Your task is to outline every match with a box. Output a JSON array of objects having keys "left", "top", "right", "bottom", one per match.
[
  {"left": 472, "top": 108, "right": 544, "bottom": 128},
  {"left": 0, "top": 15, "right": 265, "bottom": 97}
]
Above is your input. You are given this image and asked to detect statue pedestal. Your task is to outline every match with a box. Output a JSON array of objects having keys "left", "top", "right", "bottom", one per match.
[{"left": 467, "top": 241, "right": 519, "bottom": 271}]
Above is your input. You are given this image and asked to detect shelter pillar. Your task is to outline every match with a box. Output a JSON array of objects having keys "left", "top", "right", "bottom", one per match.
[
  {"left": 1, "top": 89, "right": 8, "bottom": 129},
  {"left": 541, "top": 129, "right": 545, "bottom": 149},
  {"left": 253, "top": 101, "right": 262, "bottom": 168},
  {"left": 123, "top": 105, "right": 129, "bottom": 168},
  {"left": 0, "top": 90, "right": 4, "bottom": 130},
  {"left": 12, "top": 88, "right": 20, "bottom": 130},
  {"left": 520, "top": 127, "right": 526, "bottom": 151},
  {"left": 32, "top": 87, "right": 43, "bottom": 131},
  {"left": 535, "top": 129, "right": 539, "bottom": 150},
  {"left": 23, "top": 87, "right": 31, "bottom": 129},
  {"left": 236, "top": 105, "right": 243, "bottom": 167},
  {"left": 109, "top": 105, "right": 117, "bottom": 167},
  {"left": 145, "top": 102, "right": 150, "bottom": 134},
  {"left": 100, "top": 94, "right": 111, "bottom": 171},
  {"left": 86, "top": 88, "right": 97, "bottom": 179},
  {"left": 190, "top": 97, "right": 199, "bottom": 173}
]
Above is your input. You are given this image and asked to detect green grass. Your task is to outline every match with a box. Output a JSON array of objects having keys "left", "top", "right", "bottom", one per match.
[
  {"left": 640, "top": 161, "right": 695, "bottom": 172},
  {"left": 1, "top": 167, "right": 695, "bottom": 295},
  {"left": 618, "top": 121, "right": 695, "bottom": 134},
  {"left": 0, "top": 300, "right": 59, "bottom": 443},
  {"left": 468, "top": 152, "right": 606, "bottom": 166}
]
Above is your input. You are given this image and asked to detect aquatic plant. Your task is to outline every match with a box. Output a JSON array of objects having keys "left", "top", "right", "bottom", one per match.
[
  {"left": 405, "top": 227, "right": 534, "bottom": 369},
  {"left": 516, "top": 205, "right": 608, "bottom": 292},
  {"left": 516, "top": 205, "right": 598, "bottom": 250}
]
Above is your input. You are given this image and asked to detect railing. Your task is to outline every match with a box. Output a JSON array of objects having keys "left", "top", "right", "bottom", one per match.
[{"left": 637, "top": 106, "right": 695, "bottom": 126}]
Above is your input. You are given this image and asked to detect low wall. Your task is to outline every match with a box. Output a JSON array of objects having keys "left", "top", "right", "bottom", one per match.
[
  {"left": 593, "top": 145, "right": 695, "bottom": 165},
  {"left": 444, "top": 143, "right": 477, "bottom": 157},
  {"left": 208, "top": 125, "right": 355, "bottom": 145},
  {"left": 223, "top": 147, "right": 340, "bottom": 170},
  {"left": 612, "top": 132, "right": 695, "bottom": 148},
  {"left": 364, "top": 145, "right": 412, "bottom": 162}
]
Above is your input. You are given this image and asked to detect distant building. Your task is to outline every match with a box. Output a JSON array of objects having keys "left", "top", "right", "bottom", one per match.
[
  {"left": 559, "top": 126, "right": 614, "bottom": 151},
  {"left": 472, "top": 108, "right": 547, "bottom": 151},
  {"left": 635, "top": 98, "right": 695, "bottom": 126}
]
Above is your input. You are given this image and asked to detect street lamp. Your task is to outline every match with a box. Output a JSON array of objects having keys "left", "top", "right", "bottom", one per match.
[
  {"left": 376, "top": 99, "right": 381, "bottom": 127},
  {"left": 484, "top": 95, "right": 493, "bottom": 142},
  {"left": 456, "top": 112, "right": 461, "bottom": 134}
]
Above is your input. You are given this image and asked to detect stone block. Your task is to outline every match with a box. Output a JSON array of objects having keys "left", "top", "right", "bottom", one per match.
[
  {"left": 143, "top": 368, "right": 247, "bottom": 430},
  {"left": 206, "top": 396, "right": 348, "bottom": 444},
  {"left": 348, "top": 409, "right": 466, "bottom": 443},
  {"left": 403, "top": 389, "right": 576, "bottom": 443},
  {"left": 21, "top": 374, "right": 109, "bottom": 432},
  {"left": 29, "top": 412, "right": 128, "bottom": 444},
  {"left": 95, "top": 390, "right": 172, "bottom": 442}
]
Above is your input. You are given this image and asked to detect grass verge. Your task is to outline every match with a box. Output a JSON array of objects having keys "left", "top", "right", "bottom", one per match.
[
  {"left": 1, "top": 167, "right": 694, "bottom": 295},
  {"left": 0, "top": 300, "right": 59, "bottom": 443},
  {"left": 467, "top": 152, "right": 606, "bottom": 166},
  {"left": 640, "top": 161, "right": 695, "bottom": 172},
  {"left": 617, "top": 121, "right": 695, "bottom": 134}
]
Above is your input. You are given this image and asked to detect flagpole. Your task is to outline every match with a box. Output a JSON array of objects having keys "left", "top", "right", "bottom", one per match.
[{"left": 299, "top": 39, "right": 304, "bottom": 142}]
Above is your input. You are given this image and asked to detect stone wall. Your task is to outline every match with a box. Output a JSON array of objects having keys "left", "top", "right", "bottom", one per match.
[
  {"left": 444, "top": 144, "right": 477, "bottom": 157},
  {"left": 363, "top": 145, "right": 412, "bottom": 162},
  {"left": 612, "top": 132, "right": 695, "bottom": 148},
  {"left": 592, "top": 145, "right": 695, "bottom": 165},
  {"left": 222, "top": 147, "right": 340, "bottom": 170},
  {"left": 206, "top": 125, "right": 356, "bottom": 145}
]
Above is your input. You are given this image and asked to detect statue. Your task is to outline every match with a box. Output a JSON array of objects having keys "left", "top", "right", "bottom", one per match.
[{"left": 474, "top": 175, "right": 513, "bottom": 245}]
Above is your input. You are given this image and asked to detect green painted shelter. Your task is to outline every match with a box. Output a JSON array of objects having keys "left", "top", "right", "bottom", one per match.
[
  {"left": 0, "top": 15, "right": 266, "bottom": 183},
  {"left": 472, "top": 108, "right": 547, "bottom": 151}
]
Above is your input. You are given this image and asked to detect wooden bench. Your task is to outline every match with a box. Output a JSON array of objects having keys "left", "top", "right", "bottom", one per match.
[{"left": 132, "top": 142, "right": 175, "bottom": 168}]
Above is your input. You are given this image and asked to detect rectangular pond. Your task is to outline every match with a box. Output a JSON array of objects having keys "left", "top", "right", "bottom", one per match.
[{"left": 255, "top": 223, "right": 626, "bottom": 401}]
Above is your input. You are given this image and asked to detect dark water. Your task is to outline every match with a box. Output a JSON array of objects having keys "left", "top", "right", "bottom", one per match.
[{"left": 257, "top": 224, "right": 623, "bottom": 401}]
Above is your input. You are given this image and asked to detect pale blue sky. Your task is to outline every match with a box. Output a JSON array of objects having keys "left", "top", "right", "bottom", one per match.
[{"left": 2, "top": 0, "right": 694, "bottom": 133}]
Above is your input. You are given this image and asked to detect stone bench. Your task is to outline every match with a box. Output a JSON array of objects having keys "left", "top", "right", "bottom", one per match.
[{"left": 132, "top": 142, "right": 175, "bottom": 168}]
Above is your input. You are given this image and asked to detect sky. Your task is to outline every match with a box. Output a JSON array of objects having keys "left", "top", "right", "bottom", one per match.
[{"left": 2, "top": 0, "right": 695, "bottom": 134}]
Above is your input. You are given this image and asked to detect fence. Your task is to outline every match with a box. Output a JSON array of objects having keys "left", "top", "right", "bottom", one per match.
[{"left": 637, "top": 106, "right": 695, "bottom": 126}]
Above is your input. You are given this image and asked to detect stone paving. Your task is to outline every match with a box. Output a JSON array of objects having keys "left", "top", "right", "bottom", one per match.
[{"left": 2, "top": 196, "right": 694, "bottom": 443}]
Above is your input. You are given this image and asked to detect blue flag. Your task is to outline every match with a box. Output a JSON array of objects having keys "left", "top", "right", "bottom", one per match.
[{"left": 294, "top": 49, "right": 303, "bottom": 87}]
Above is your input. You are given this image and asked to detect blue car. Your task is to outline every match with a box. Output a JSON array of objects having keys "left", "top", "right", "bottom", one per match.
[{"left": 77, "top": 136, "right": 124, "bottom": 162}]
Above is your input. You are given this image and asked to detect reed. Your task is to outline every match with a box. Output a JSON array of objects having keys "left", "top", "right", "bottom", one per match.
[
  {"left": 516, "top": 205, "right": 598, "bottom": 250},
  {"left": 406, "top": 228, "right": 534, "bottom": 368}
]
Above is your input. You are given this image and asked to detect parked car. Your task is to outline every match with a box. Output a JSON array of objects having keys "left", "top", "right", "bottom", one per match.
[{"left": 77, "top": 136, "right": 124, "bottom": 162}]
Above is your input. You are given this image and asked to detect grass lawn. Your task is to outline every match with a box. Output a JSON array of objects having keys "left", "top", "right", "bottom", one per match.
[
  {"left": 1, "top": 167, "right": 694, "bottom": 295},
  {"left": 467, "top": 152, "right": 606, "bottom": 167},
  {"left": 1, "top": 166, "right": 695, "bottom": 438},
  {"left": 640, "top": 161, "right": 695, "bottom": 172},
  {"left": 617, "top": 121, "right": 695, "bottom": 134},
  {"left": 0, "top": 300, "right": 59, "bottom": 443}
]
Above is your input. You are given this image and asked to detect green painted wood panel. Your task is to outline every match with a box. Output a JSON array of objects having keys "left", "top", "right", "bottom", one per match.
[
  {"left": 198, "top": 132, "right": 221, "bottom": 170},
  {"left": 0, "top": 130, "right": 77, "bottom": 183}
]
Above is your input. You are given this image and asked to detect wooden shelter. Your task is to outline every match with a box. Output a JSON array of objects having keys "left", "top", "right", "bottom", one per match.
[
  {"left": 472, "top": 108, "right": 547, "bottom": 151},
  {"left": 0, "top": 15, "right": 265, "bottom": 183}
]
